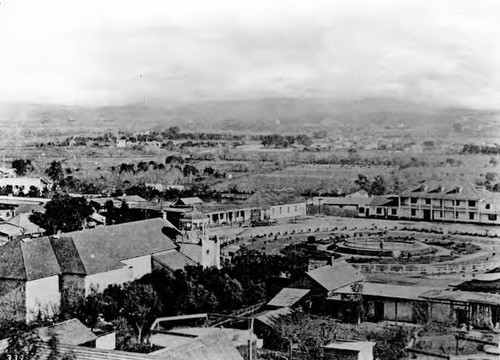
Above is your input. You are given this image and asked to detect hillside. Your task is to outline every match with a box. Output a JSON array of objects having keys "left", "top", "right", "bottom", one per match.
[{"left": 0, "top": 97, "right": 498, "bottom": 143}]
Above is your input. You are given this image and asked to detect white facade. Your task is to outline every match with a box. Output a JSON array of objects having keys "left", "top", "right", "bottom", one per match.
[
  {"left": 0, "top": 177, "right": 51, "bottom": 195},
  {"left": 269, "top": 202, "right": 307, "bottom": 219},
  {"left": 84, "top": 267, "right": 132, "bottom": 295},
  {"left": 121, "top": 255, "right": 153, "bottom": 280},
  {"left": 25, "top": 276, "right": 60, "bottom": 322}
]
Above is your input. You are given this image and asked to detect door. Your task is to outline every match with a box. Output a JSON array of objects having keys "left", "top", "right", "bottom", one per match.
[
  {"left": 374, "top": 301, "right": 385, "bottom": 322},
  {"left": 423, "top": 209, "right": 431, "bottom": 221}
]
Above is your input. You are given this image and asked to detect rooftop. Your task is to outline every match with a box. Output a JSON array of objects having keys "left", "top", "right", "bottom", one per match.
[
  {"left": 306, "top": 261, "right": 364, "bottom": 292},
  {"left": 64, "top": 218, "right": 180, "bottom": 274},
  {"left": 332, "top": 282, "right": 441, "bottom": 301},
  {"left": 36, "top": 318, "right": 97, "bottom": 346},
  {"left": 421, "top": 289, "right": 500, "bottom": 306},
  {"left": 267, "top": 288, "right": 310, "bottom": 308},
  {"left": 323, "top": 341, "right": 375, "bottom": 351},
  {"left": 255, "top": 307, "right": 292, "bottom": 329},
  {"left": 400, "top": 181, "right": 491, "bottom": 201},
  {"left": 367, "top": 195, "right": 399, "bottom": 207},
  {"left": 152, "top": 250, "right": 196, "bottom": 271}
]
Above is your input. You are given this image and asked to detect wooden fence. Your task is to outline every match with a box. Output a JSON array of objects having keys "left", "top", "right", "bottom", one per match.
[{"left": 351, "top": 260, "right": 500, "bottom": 275}]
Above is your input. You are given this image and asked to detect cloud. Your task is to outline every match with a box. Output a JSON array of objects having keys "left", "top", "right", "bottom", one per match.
[{"left": 0, "top": 0, "right": 499, "bottom": 109}]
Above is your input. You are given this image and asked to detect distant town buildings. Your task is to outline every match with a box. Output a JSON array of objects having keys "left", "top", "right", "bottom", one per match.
[{"left": 0, "top": 177, "right": 52, "bottom": 195}]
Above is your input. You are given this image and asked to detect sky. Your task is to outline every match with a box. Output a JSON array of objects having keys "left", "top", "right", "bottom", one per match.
[{"left": 0, "top": 0, "right": 499, "bottom": 109}]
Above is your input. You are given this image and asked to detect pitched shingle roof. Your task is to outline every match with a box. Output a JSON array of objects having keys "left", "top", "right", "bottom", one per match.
[
  {"left": 306, "top": 261, "right": 364, "bottom": 292},
  {"left": 65, "top": 218, "right": 179, "bottom": 263},
  {"left": 267, "top": 288, "right": 310, "bottom": 308},
  {"left": 255, "top": 307, "right": 293, "bottom": 329},
  {"left": 153, "top": 250, "right": 196, "bottom": 271},
  {"left": 150, "top": 329, "right": 244, "bottom": 360},
  {"left": 367, "top": 195, "right": 399, "bottom": 207},
  {"left": 400, "top": 181, "right": 488, "bottom": 201},
  {"left": 0, "top": 238, "right": 61, "bottom": 281},
  {"left": 49, "top": 237, "right": 87, "bottom": 275},
  {"left": 36, "top": 318, "right": 97, "bottom": 345},
  {"left": 178, "top": 243, "right": 202, "bottom": 264},
  {"left": 175, "top": 197, "right": 203, "bottom": 206},
  {"left": 22, "top": 238, "right": 61, "bottom": 281},
  {"left": 7, "top": 213, "right": 45, "bottom": 234},
  {"left": 0, "top": 240, "right": 27, "bottom": 280},
  {"left": 0, "top": 223, "right": 26, "bottom": 237}
]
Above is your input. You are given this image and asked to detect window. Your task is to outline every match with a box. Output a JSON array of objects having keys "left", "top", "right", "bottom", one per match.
[
  {"left": 439, "top": 211, "right": 443, "bottom": 218},
  {"left": 376, "top": 208, "right": 382, "bottom": 215},
  {"left": 455, "top": 212, "right": 459, "bottom": 219},
  {"left": 456, "top": 200, "right": 461, "bottom": 207},
  {"left": 489, "top": 214, "right": 498, "bottom": 221},
  {"left": 486, "top": 204, "right": 491, "bottom": 210},
  {"left": 425, "top": 199, "right": 431, "bottom": 205},
  {"left": 359, "top": 207, "right": 365, "bottom": 214},
  {"left": 411, "top": 198, "right": 418, "bottom": 204},
  {"left": 468, "top": 200, "right": 477, "bottom": 207},
  {"left": 411, "top": 209, "right": 417, "bottom": 216},
  {"left": 469, "top": 212, "right": 475, "bottom": 220},
  {"left": 287, "top": 206, "right": 290, "bottom": 213},
  {"left": 391, "top": 209, "right": 397, "bottom": 215}
]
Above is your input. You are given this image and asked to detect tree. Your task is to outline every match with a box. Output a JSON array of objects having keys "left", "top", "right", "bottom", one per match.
[
  {"left": 29, "top": 193, "right": 94, "bottom": 234},
  {"left": 46, "top": 161, "right": 64, "bottom": 184},
  {"left": 27, "top": 185, "right": 41, "bottom": 198},
  {"left": 370, "top": 175, "right": 387, "bottom": 196},
  {"left": 183, "top": 164, "right": 198, "bottom": 177},
  {"left": 366, "top": 326, "right": 412, "bottom": 360},
  {"left": 12, "top": 159, "right": 32, "bottom": 176},
  {"left": 121, "top": 283, "right": 161, "bottom": 343},
  {"left": 354, "top": 174, "right": 370, "bottom": 192},
  {"left": 295, "top": 134, "right": 312, "bottom": 147}
]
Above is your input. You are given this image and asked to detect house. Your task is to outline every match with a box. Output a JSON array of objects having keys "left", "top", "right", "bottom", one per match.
[
  {"left": 166, "top": 199, "right": 258, "bottom": 228},
  {"left": 0, "top": 218, "right": 220, "bottom": 322},
  {"left": 310, "top": 197, "right": 371, "bottom": 213},
  {"left": 0, "top": 177, "right": 52, "bottom": 195},
  {"left": 150, "top": 316, "right": 256, "bottom": 360},
  {"left": 0, "top": 196, "right": 49, "bottom": 220},
  {"left": 173, "top": 197, "right": 203, "bottom": 207},
  {"left": 0, "top": 213, "right": 45, "bottom": 242},
  {"left": 293, "top": 261, "right": 364, "bottom": 313},
  {"left": 254, "top": 307, "right": 293, "bottom": 347},
  {"left": 420, "top": 289, "right": 500, "bottom": 329},
  {"left": 1, "top": 329, "right": 244, "bottom": 360},
  {"left": 322, "top": 341, "right": 375, "bottom": 360},
  {"left": 362, "top": 195, "right": 399, "bottom": 219},
  {"left": 197, "top": 203, "right": 258, "bottom": 227},
  {"left": 398, "top": 181, "right": 500, "bottom": 225},
  {"left": 0, "top": 222, "right": 31, "bottom": 243},
  {"left": 0, "top": 318, "right": 117, "bottom": 353},
  {"left": 243, "top": 189, "right": 307, "bottom": 220},
  {"left": 346, "top": 189, "right": 370, "bottom": 198},
  {"left": 332, "top": 282, "right": 440, "bottom": 324}
]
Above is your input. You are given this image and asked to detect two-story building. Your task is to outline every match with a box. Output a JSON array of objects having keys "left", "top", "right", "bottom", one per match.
[{"left": 398, "top": 181, "right": 500, "bottom": 225}]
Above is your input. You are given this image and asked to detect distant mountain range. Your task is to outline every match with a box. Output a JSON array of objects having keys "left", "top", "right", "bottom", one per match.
[{"left": 0, "top": 97, "right": 497, "bottom": 136}]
